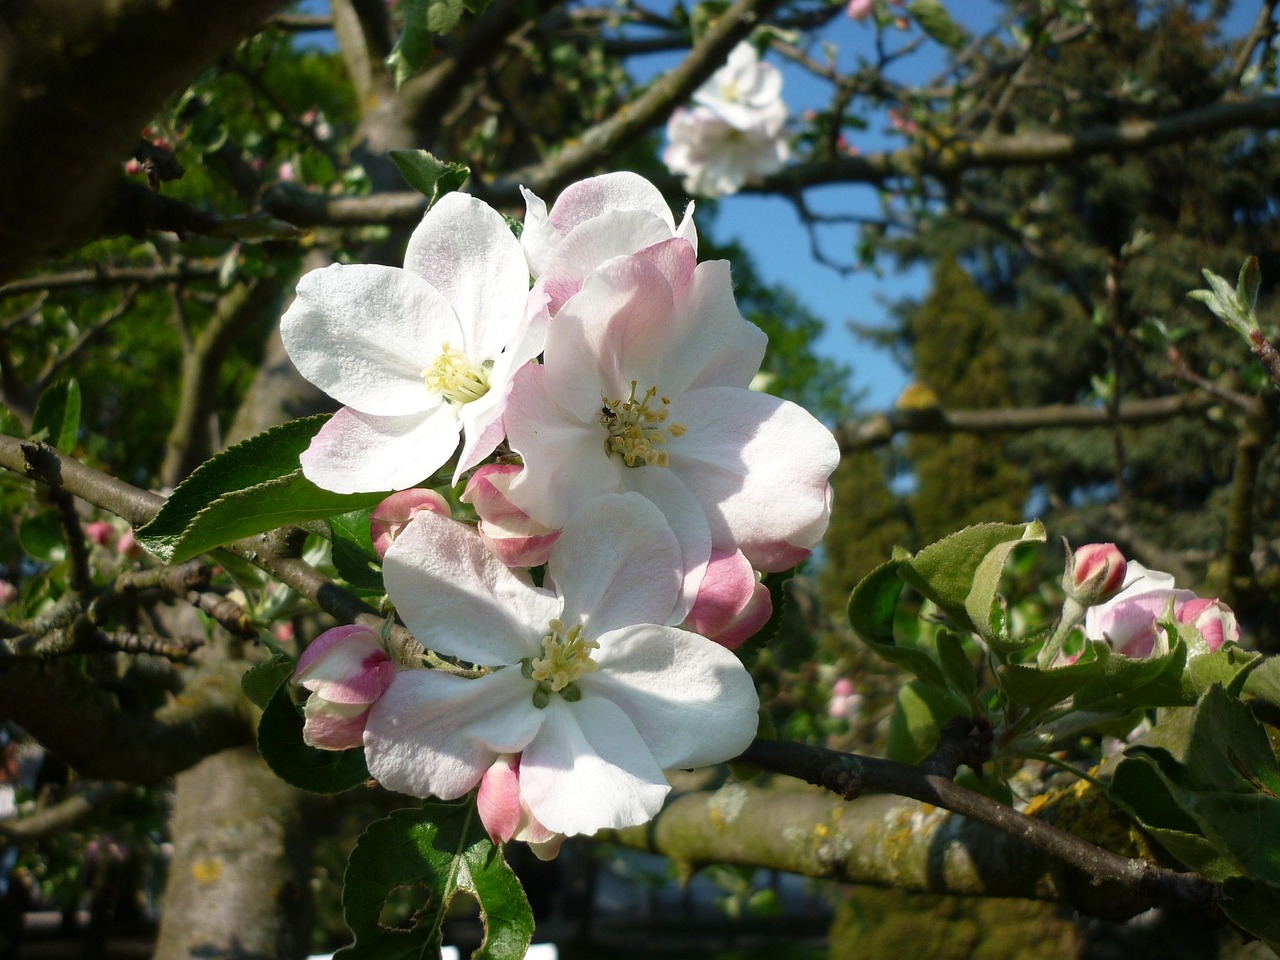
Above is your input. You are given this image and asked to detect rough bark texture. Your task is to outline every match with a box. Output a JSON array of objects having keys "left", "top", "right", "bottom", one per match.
[
  {"left": 152, "top": 746, "right": 318, "bottom": 960},
  {"left": 0, "top": 0, "right": 289, "bottom": 282}
]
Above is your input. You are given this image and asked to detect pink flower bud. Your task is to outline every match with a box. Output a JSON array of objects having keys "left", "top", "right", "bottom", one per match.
[
  {"left": 1064, "top": 542, "right": 1127, "bottom": 607},
  {"left": 85, "top": 521, "right": 115, "bottom": 547},
  {"left": 116, "top": 528, "right": 142, "bottom": 559},
  {"left": 1175, "top": 597, "right": 1240, "bottom": 653},
  {"left": 461, "top": 464, "right": 560, "bottom": 567},
  {"left": 0, "top": 580, "right": 17, "bottom": 606},
  {"left": 477, "top": 755, "right": 565, "bottom": 860},
  {"left": 679, "top": 549, "right": 772, "bottom": 649},
  {"left": 832, "top": 677, "right": 855, "bottom": 698},
  {"left": 847, "top": 0, "right": 874, "bottom": 19},
  {"left": 370, "top": 488, "right": 452, "bottom": 558},
  {"left": 293, "top": 625, "right": 397, "bottom": 750}
]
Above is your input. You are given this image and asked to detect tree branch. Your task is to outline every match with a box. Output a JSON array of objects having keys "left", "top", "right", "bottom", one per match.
[{"left": 0, "top": 781, "right": 134, "bottom": 841}]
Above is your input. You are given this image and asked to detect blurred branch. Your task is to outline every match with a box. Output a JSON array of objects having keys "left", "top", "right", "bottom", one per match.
[
  {"left": 0, "top": 781, "right": 134, "bottom": 841},
  {"left": 1226, "top": 0, "right": 1279, "bottom": 89},
  {"left": 835, "top": 392, "right": 1218, "bottom": 452},
  {"left": 0, "top": 260, "right": 222, "bottom": 298}
]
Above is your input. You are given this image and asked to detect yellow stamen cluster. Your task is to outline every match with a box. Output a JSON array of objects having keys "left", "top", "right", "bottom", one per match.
[
  {"left": 599, "top": 380, "right": 688, "bottom": 468},
  {"left": 529, "top": 619, "right": 599, "bottom": 696},
  {"left": 422, "top": 344, "right": 490, "bottom": 405}
]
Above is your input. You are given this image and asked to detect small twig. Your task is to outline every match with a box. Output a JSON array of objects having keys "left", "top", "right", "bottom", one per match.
[
  {"left": 0, "top": 781, "right": 135, "bottom": 840},
  {"left": 0, "top": 260, "right": 222, "bottom": 298},
  {"left": 1248, "top": 329, "right": 1280, "bottom": 391}
]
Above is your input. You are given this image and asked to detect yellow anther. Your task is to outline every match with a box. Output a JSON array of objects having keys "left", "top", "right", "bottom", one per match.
[
  {"left": 600, "top": 381, "right": 688, "bottom": 468},
  {"left": 530, "top": 619, "right": 599, "bottom": 693},
  {"left": 422, "top": 344, "right": 490, "bottom": 405}
]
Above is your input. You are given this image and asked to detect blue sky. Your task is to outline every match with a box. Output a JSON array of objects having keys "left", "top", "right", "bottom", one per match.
[{"left": 295, "top": 1, "right": 1262, "bottom": 412}]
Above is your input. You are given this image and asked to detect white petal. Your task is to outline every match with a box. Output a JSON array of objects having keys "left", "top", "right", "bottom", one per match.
[
  {"left": 281, "top": 263, "right": 457, "bottom": 415},
  {"left": 546, "top": 172, "right": 677, "bottom": 234},
  {"left": 588, "top": 623, "right": 759, "bottom": 769},
  {"left": 520, "top": 185, "right": 556, "bottom": 277},
  {"left": 505, "top": 364, "right": 624, "bottom": 528},
  {"left": 364, "top": 668, "right": 542, "bottom": 800},
  {"left": 667, "top": 386, "right": 839, "bottom": 569},
  {"left": 664, "top": 261, "right": 767, "bottom": 393},
  {"left": 520, "top": 696, "right": 669, "bottom": 835},
  {"left": 550, "top": 494, "right": 682, "bottom": 634},
  {"left": 402, "top": 192, "right": 529, "bottom": 360},
  {"left": 537, "top": 211, "right": 680, "bottom": 313},
  {"left": 300, "top": 405, "right": 461, "bottom": 493},
  {"left": 622, "top": 467, "right": 711, "bottom": 622},
  {"left": 383, "top": 507, "right": 561, "bottom": 665}
]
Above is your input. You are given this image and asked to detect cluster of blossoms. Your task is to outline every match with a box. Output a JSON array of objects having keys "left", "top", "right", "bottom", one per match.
[
  {"left": 663, "top": 43, "right": 790, "bottom": 198},
  {"left": 281, "top": 172, "right": 839, "bottom": 852},
  {"left": 1061, "top": 542, "right": 1240, "bottom": 661}
]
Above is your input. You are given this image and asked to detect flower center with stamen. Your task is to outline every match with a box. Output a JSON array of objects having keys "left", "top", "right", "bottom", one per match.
[
  {"left": 599, "top": 380, "right": 688, "bottom": 468},
  {"left": 422, "top": 344, "right": 490, "bottom": 405},
  {"left": 526, "top": 619, "right": 598, "bottom": 706}
]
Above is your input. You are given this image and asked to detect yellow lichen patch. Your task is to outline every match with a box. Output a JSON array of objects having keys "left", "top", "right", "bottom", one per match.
[
  {"left": 1020, "top": 770, "right": 1147, "bottom": 859},
  {"left": 191, "top": 858, "right": 224, "bottom": 884},
  {"left": 707, "top": 783, "right": 748, "bottom": 831}
]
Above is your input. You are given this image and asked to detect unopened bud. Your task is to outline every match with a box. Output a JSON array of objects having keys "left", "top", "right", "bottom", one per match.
[
  {"left": 370, "top": 488, "right": 452, "bottom": 558},
  {"left": 1064, "top": 542, "right": 1127, "bottom": 607}
]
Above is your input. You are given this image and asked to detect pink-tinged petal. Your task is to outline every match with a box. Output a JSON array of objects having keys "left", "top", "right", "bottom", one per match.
[
  {"left": 537, "top": 212, "right": 684, "bottom": 314},
  {"left": 370, "top": 489, "right": 452, "bottom": 558},
  {"left": 295, "top": 625, "right": 396, "bottom": 704},
  {"left": 665, "top": 261, "right": 767, "bottom": 393},
  {"left": 587, "top": 623, "right": 759, "bottom": 769},
  {"left": 300, "top": 405, "right": 461, "bottom": 494},
  {"left": 281, "top": 263, "right": 457, "bottom": 415},
  {"left": 364, "top": 668, "right": 542, "bottom": 800},
  {"left": 666, "top": 386, "right": 838, "bottom": 570},
  {"left": 1175, "top": 597, "right": 1240, "bottom": 653},
  {"left": 401, "top": 193, "right": 529, "bottom": 360},
  {"left": 505, "top": 365, "right": 624, "bottom": 528},
  {"left": 462, "top": 465, "right": 560, "bottom": 568},
  {"left": 547, "top": 172, "right": 679, "bottom": 236},
  {"left": 383, "top": 508, "right": 560, "bottom": 665},
  {"left": 550, "top": 494, "right": 683, "bottom": 635},
  {"left": 520, "top": 696, "right": 669, "bottom": 835},
  {"left": 302, "top": 699, "right": 370, "bottom": 751},
  {"left": 681, "top": 548, "right": 772, "bottom": 648},
  {"left": 477, "top": 756, "right": 524, "bottom": 843}
]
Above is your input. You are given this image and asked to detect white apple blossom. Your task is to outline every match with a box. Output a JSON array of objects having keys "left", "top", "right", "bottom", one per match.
[
  {"left": 499, "top": 241, "right": 838, "bottom": 617},
  {"left": 280, "top": 191, "right": 547, "bottom": 493},
  {"left": 363, "top": 494, "right": 759, "bottom": 838},
  {"left": 663, "top": 42, "right": 790, "bottom": 197},
  {"left": 521, "top": 171, "right": 697, "bottom": 314}
]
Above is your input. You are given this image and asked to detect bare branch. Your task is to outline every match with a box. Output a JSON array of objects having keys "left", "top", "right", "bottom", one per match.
[
  {"left": 0, "top": 260, "right": 223, "bottom": 298},
  {"left": 0, "top": 781, "right": 134, "bottom": 841}
]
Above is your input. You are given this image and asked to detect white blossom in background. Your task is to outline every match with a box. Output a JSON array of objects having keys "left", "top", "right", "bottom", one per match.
[
  {"left": 663, "top": 42, "right": 790, "bottom": 197},
  {"left": 281, "top": 192, "right": 547, "bottom": 493},
  {"left": 363, "top": 494, "right": 760, "bottom": 838}
]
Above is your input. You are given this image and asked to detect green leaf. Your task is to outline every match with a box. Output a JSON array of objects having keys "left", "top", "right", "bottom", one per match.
[
  {"left": 898, "top": 521, "right": 1045, "bottom": 636},
  {"left": 847, "top": 559, "right": 946, "bottom": 688},
  {"left": 336, "top": 802, "right": 534, "bottom": 960},
  {"left": 1071, "top": 641, "right": 1189, "bottom": 713},
  {"left": 1184, "top": 685, "right": 1280, "bottom": 797},
  {"left": 1243, "top": 655, "right": 1280, "bottom": 710},
  {"left": 137, "top": 415, "right": 390, "bottom": 563},
  {"left": 886, "top": 679, "right": 968, "bottom": 764},
  {"left": 907, "top": 0, "right": 967, "bottom": 48},
  {"left": 735, "top": 568, "right": 792, "bottom": 669},
  {"left": 19, "top": 510, "right": 65, "bottom": 563},
  {"left": 387, "top": 0, "right": 476, "bottom": 85},
  {"left": 995, "top": 643, "right": 1106, "bottom": 711},
  {"left": 31, "top": 378, "right": 81, "bottom": 452},
  {"left": 257, "top": 684, "right": 370, "bottom": 794},
  {"left": 1184, "top": 646, "right": 1261, "bottom": 701},
  {"left": 1237, "top": 256, "right": 1262, "bottom": 314},
  {"left": 1222, "top": 877, "right": 1280, "bottom": 954},
  {"left": 389, "top": 150, "right": 470, "bottom": 206},
  {"left": 935, "top": 630, "right": 978, "bottom": 701},
  {"left": 242, "top": 655, "right": 296, "bottom": 710},
  {"left": 329, "top": 509, "right": 385, "bottom": 593}
]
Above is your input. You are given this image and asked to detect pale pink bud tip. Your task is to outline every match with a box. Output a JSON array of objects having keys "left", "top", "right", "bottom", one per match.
[
  {"left": 0, "top": 580, "right": 16, "bottom": 606},
  {"left": 294, "top": 625, "right": 397, "bottom": 750},
  {"left": 1065, "top": 542, "right": 1126, "bottom": 607},
  {"left": 370, "top": 488, "right": 452, "bottom": 558},
  {"left": 1175, "top": 597, "right": 1240, "bottom": 653},
  {"left": 847, "top": 0, "right": 874, "bottom": 19}
]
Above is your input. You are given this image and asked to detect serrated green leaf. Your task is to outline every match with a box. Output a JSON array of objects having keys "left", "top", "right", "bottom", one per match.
[
  {"left": 242, "top": 655, "right": 296, "bottom": 710},
  {"left": 137, "top": 415, "right": 390, "bottom": 563},
  {"left": 1072, "top": 641, "right": 1189, "bottom": 713},
  {"left": 995, "top": 643, "right": 1106, "bottom": 711},
  {"left": 1185, "top": 685, "right": 1280, "bottom": 797},
  {"left": 329, "top": 509, "right": 385, "bottom": 593},
  {"left": 1184, "top": 646, "right": 1261, "bottom": 701},
  {"left": 1243, "top": 655, "right": 1280, "bottom": 711},
  {"left": 907, "top": 0, "right": 967, "bottom": 48},
  {"left": 848, "top": 559, "right": 947, "bottom": 688},
  {"left": 886, "top": 679, "right": 968, "bottom": 763},
  {"left": 336, "top": 802, "right": 534, "bottom": 960},
  {"left": 734, "top": 568, "right": 791, "bottom": 670},
  {"left": 1222, "top": 877, "right": 1280, "bottom": 953},
  {"left": 257, "top": 684, "right": 370, "bottom": 794},
  {"left": 899, "top": 521, "right": 1045, "bottom": 635},
  {"left": 31, "top": 378, "right": 81, "bottom": 452},
  {"left": 389, "top": 150, "right": 470, "bottom": 206}
]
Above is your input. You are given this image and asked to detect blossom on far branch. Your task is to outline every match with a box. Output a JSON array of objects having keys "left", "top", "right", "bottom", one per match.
[
  {"left": 663, "top": 43, "right": 790, "bottom": 198},
  {"left": 281, "top": 191, "right": 548, "bottom": 493},
  {"left": 293, "top": 625, "right": 398, "bottom": 750},
  {"left": 363, "top": 494, "right": 760, "bottom": 840},
  {"left": 501, "top": 243, "right": 839, "bottom": 619},
  {"left": 521, "top": 172, "right": 697, "bottom": 314},
  {"left": 1083, "top": 562, "right": 1240, "bottom": 659}
]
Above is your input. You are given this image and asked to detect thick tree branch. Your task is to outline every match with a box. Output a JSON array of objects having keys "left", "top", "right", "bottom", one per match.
[
  {"left": 0, "top": 0, "right": 290, "bottom": 283},
  {"left": 835, "top": 392, "right": 1218, "bottom": 453}
]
